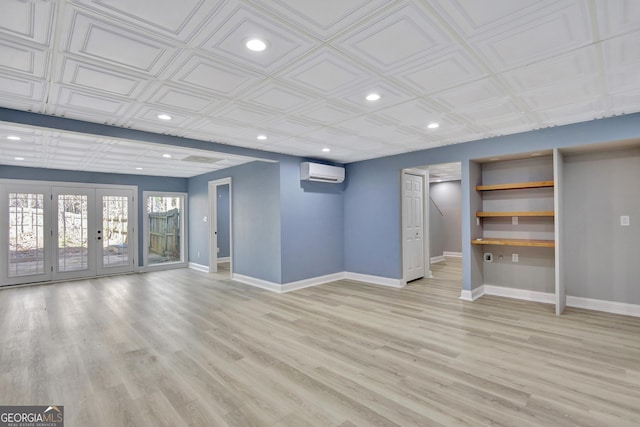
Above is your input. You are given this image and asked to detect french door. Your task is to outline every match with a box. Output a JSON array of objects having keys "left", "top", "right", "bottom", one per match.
[{"left": 1, "top": 182, "right": 135, "bottom": 286}]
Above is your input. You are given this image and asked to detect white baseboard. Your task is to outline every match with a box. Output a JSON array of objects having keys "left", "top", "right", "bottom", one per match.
[
  {"left": 281, "top": 272, "right": 346, "bottom": 293},
  {"left": 343, "top": 272, "right": 406, "bottom": 288},
  {"left": 483, "top": 284, "right": 555, "bottom": 304},
  {"left": 444, "top": 251, "right": 462, "bottom": 258},
  {"left": 464, "top": 285, "right": 640, "bottom": 318},
  {"left": 232, "top": 273, "right": 282, "bottom": 293},
  {"left": 460, "top": 286, "right": 485, "bottom": 301},
  {"left": 430, "top": 255, "right": 446, "bottom": 264},
  {"left": 567, "top": 296, "right": 640, "bottom": 318},
  {"left": 231, "top": 271, "right": 405, "bottom": 293},
  {"left": 217, "top": 257, "right": 230, "bottom": 263},
  {"left": 187, "top": 262, "right": 209, "bottom": 273}
]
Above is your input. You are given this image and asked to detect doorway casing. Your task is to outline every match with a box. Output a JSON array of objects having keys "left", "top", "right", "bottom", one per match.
[{"left": 208, "top": 178, "right": 232, "bottom": 274}]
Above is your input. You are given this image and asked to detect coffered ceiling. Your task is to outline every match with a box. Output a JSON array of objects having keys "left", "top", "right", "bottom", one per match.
[{"left": 0, "top": 0, "right": 639, "bottom": 174}]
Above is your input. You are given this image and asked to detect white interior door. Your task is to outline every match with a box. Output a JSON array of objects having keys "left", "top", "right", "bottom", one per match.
[{"left": 403, "top": 171, "right": 426, "bottom": 282}]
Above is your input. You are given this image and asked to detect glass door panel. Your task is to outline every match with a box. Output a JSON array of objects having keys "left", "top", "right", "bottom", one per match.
[
  {"left": 57, "top": 193, "right": 89, "bottom": 272},
  {"left": 52, "top": 187, "right": 96, "bottom": 280},
  {"left": 1, "top": 184, "right": 52, "bottom": 286},
  {"left": 9, "top": 192, "right": 46, "bottom": 277},
  {"left": 97, "top": 189, "right": 134, "bottom": 275}
]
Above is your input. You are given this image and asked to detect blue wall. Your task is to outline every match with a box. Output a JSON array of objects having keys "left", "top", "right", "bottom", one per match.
[
  {"left": 188, "top": 157, "right": 346, "bottom": 284},
  {"left": 216, "top": 184, "right": 230, "bottom": 258},
  {"left": 4, "top": 108, "right": 640, "bottom": 291},
  {"left": 344, "top": 113, "right": 640, "bottom": 290},
  {"left": 279, "top": 158, "right": 344, "bottom": 283},
  {"left": 188, "top": 161, "right": 282, "bottom": 283},
  {"left": 0, "top": 165, "right": 187, "bottom": 266}
]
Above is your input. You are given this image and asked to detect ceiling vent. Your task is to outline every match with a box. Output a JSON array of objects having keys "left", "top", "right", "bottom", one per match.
[{"left": 181, "top": 155, "right": 223, "bottom": 164}]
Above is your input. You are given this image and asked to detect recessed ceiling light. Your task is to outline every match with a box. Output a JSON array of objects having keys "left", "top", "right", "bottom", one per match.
[
  {"left": 136, "top": 167, "right": 143, "bottom": 170},
  {"left": 427, "top": 122, "right": 439, "bottom": 129},
  {"left": 322, "top": 147, "right": 331, "bottom": 152},
  {"left": 157, "top": 114, "right": 172, "bottom": 121},
  {"left": 162, "top": 154, "right": 172, "bottom": 158},
  {"left": 7, "top": 136, "right": 21, "bottom": 141},
  {"left": 246, "top": 39, "right": 267, "bottom": 52},
  {"left": 366, "top": 93, "right": 381, "bottom": 101},
  {"left": 14, "top": 157, "right": 24, "bottom": 160},
  {"left": 257, "top": 135, "right": 267, "bottom": 140}
]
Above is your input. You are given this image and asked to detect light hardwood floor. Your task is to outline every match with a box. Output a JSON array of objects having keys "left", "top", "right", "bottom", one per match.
[{"left": 1, "top": 257, "right": 639, "bottom": 426}]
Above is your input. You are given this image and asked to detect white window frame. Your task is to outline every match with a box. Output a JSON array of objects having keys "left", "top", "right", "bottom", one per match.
[{"left": 142, "top": 191, "right": 188, "bottom": 271}]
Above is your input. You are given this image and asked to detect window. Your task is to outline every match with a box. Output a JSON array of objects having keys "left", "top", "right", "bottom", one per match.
[{"left": 144, "top": 192, "right": 187, "bottom": 268}]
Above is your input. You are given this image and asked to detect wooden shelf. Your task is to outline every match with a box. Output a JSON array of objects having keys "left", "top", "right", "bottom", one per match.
[
  {"left": 472, "top": 238, "right": 555, "bottom": 248},
  {"left": 476, "top": 181, "right": 554, "bottom": 191},
  {"left": 477, "top": 211, "right": 554, "bottom": 217}
]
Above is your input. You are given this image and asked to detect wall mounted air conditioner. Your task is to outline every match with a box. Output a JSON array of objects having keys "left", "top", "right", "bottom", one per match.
[{"left": 300, "top": 162, "right": 345, "bottom": 183}]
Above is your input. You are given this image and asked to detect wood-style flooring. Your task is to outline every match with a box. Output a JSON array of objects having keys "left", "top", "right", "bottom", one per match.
[{"left": 1, "top": 257, "right": 639, "bottom": 426}]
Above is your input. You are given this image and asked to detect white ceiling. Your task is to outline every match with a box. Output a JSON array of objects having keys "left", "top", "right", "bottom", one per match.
[
  {"left": 0, "top": 0, "right": 639, "bottom": 173},
  {"left": 0, "top": 121, "right": 268, "bottom": 177},
  {"left": 427, "top": 162, "right": 461, "bottom": 182}
]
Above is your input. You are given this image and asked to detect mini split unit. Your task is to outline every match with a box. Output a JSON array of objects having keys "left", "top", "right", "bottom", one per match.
[{"left": 300, "top": 162, "right": 345, "bottom": 183}]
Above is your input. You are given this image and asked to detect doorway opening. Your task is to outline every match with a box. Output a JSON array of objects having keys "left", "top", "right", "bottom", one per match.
[
  {"left": 401, "top": 162, "right": 463, "bottom": 289},
  {"left": 208, "top": 178, "right": 232, "bottom": 278},
  {"left": 427, "top": 163, "right": 463, "bottom": 288}
]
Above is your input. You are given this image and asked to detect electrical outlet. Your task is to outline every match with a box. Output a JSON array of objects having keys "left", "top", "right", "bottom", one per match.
[
  {"left": 484, "top": 253, "right": 493, "bottom": 262},
  {"left": 512, "top": 216, "right": 518, "bottom": 225},
  {"left": 621, "top": 215, "right": 630, "bottom": 226},
  {"left": 197, "top": 251, "right": 200, "bottom": 258},
  {"left": 217, "top": 247, "right": 220, "bottom": 253},
  {"left": 512, "top": 254, "right": 519, "bottom": 263}
]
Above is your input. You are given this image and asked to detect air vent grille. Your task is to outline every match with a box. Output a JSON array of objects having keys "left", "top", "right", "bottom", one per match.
[{"left": 181, "top": 155, "right": 223, "bottom": 164}]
